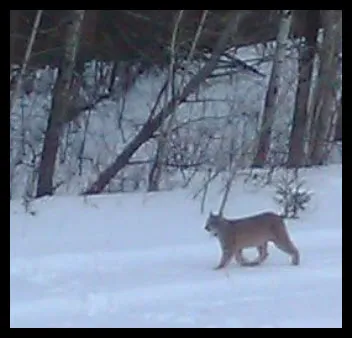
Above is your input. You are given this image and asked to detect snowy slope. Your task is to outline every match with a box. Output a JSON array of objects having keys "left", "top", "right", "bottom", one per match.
[{"left": 10, "top": 165, "right": 342, "bottom": 328}]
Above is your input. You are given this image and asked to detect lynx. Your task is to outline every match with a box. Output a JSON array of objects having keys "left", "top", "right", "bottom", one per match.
[{"left": 205, "top": 211, "right": 300, "bottom": 269}]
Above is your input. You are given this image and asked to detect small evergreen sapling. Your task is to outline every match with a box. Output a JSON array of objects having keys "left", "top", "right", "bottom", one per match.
[{"left": 273, "top": 171, "right": 312, "bottom": 219}]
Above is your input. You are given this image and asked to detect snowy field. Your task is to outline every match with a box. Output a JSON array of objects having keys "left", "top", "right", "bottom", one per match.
[{"left": 10, "top": 165, "right": 342, "bottom": 328}]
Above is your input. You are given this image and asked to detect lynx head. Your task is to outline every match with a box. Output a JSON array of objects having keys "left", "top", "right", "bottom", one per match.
[{"left": 204, "top": 212, "right": 224, "bottom": 237}]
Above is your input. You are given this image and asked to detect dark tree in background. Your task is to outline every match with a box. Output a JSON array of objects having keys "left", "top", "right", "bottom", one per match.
[
  {"left": 36, "top": 10, "right": 85, "bottom": 197},
  {"left": 308, "top": 10, "right": 342, "bottom": 166},
  {"left": 287, "top": 10, "right": 319, "bottom": 168}
]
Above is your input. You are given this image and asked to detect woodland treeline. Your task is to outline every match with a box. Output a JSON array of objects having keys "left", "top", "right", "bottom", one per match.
[{"left": 10, "top": 10, "right": 342, "bottom": 199}]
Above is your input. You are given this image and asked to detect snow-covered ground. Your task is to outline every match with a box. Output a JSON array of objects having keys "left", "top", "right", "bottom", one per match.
[{"left": 10, "top": 165, "right": 342, "bottom": 328}]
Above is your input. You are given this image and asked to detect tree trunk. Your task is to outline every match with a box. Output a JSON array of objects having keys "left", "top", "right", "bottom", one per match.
[
  {"left": 10, "top": 10, "right": 20, "bottom": 66},
  {"left": 84, "top": 11, "right": 247, "bottom": 195},
  {"left": 252, "top": 10, "right": 293, "bottom": 168},
  {"left": 147, "top": 11, "right": 184, "bottom": 192},
  {"left": 309, "top": 10, "right": 341, "bottom": 165},
  {"left": 36, "top": 10, "right": 85, "bottom": 198},
  {"left": 287, "top": 11, "right": 319, "bottom": 168},
  {"left": 10, "top": 10, "right": 43, "bottom": 116},
  {"left": 334, "top": 94, "right": 342, "bottom": 141},
  {"left": 148, "top": 11, "right": 210, "bottom": 192}
]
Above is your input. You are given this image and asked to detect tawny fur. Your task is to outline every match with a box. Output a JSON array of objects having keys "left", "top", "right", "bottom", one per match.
[{"left": 204, "top": 211, "right": 300, "bottom": 270}]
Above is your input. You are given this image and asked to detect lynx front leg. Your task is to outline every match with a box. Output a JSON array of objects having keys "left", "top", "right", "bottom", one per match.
[{"left": 214, "top": 248, "right": 234, "bottom": 270}]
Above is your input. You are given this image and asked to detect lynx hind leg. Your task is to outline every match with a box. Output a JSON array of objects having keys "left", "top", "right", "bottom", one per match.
[
  {"left": 235, "top": 244, "right": 268, "bottom": 267},
  {"left": 235, "top": 249, "right": 261, "bottom": 267},
  {"left": 257, "top": 243, "right": 269, "bottom": 263},
  {"left": 214, "top": 247, "right": 234, "bottom": 270},
  {"left": 273, "top": 239, "right": 300, "bottom": 266}
]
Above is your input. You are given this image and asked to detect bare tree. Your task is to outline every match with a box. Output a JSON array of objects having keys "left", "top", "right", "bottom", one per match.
[
  {"left": 252, "top": 10, "right": 293, "bottom": 168},
  {"left": 287, "top": 11, "right": 319, "bottom": 168},
  {"left": 10, "top": 10, "right": 43, "bottom": 116},
  {"left": 309, "top": 10, "right": 342, "bottom": 165},
  {"left": 217, "top": 149, "right": 238, "bottom": 216},
  {"left": 84, "top": 11, "right": 248, "bottom": 195},
  {"left": 36, "top": 10, "right": 85, "bottom": 198},
  {"left": 334, "top": 93, "right": 342, "bottom": 142},
  {"left": 148, "top": 10, "right": 210, "bottom": 191},
  {"left": 148, "top": 10, "right": 185, "bottom": 192}
]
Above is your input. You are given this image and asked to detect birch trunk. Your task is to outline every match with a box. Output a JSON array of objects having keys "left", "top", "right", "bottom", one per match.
[
  {"left": 252, "top": 10, "right": 293, "bottom": 168},
  {"left": 147, "top": 10, "right": 209, "bottom": 191},
  {"left": 10, "top": 10, "right": 43, "bottom": 116},
  {"left": 147, "top": 10, "right": 184, "bottom": 192}
]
